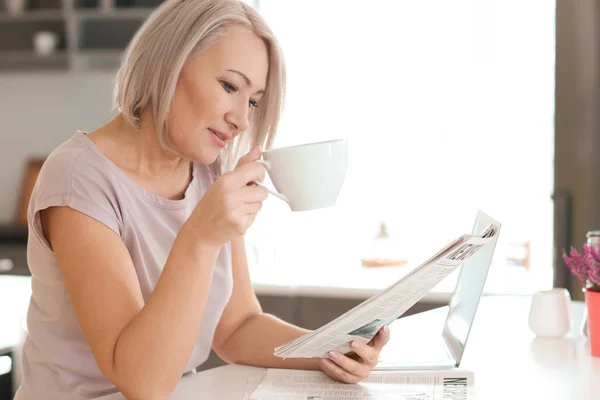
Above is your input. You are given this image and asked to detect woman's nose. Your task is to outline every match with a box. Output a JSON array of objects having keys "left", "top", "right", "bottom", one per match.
[{"left": 225, "top": 103, "right": 250, "bottom": 133}]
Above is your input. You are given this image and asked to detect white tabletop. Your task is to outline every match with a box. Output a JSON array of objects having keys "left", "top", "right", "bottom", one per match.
[
  {"left": 0, "top": 275, "right": 30, "bottom": 353},
  {"left": 95, "top": 295, "right": 596, "bottom": 400},
  {"left": 460, "top": 296, "right": 597, "bottom": 400}
]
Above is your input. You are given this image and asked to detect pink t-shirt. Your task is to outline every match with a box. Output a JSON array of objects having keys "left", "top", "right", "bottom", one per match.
[{"left": 14, "top": 131, "right": 233, "bottom": 400}]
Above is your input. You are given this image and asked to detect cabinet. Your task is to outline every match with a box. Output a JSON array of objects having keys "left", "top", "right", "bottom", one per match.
[
  {"left": 0, "top": 0, "right": 161, "bottom": 72},
  {"left": 0, "top": 0, "right": 258, "bottom": 72}
]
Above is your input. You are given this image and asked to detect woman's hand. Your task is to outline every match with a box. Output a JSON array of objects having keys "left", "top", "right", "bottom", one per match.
[
  {"left": 184, "top": 145, "right": 267, "bottom": 248},
  {"left": 319, "top": 325, "right": 391, "bottom": 384}
]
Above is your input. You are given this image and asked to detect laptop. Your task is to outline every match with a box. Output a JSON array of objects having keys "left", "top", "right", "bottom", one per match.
[{"left": 374, "top": 210, "right": 501, "bottom": 370}]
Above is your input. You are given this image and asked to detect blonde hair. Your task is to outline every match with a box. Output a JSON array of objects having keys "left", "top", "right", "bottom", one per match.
[{"left": 114, "top": 0, "right": 285, "bottom": 173}]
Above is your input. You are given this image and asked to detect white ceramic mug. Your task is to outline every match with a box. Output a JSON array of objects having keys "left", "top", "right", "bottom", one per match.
[
  {"left": 5, "top": 0, "right": 27, "bottom": 15},
  {"left": 33, "top": 31, "right": 58, "bottom": 57},
  {"left": 528, "top": 288, "right": 572, "bottom": 338},
  {"left": 255, "top": 139, "right": 348, "bottom": 212}
]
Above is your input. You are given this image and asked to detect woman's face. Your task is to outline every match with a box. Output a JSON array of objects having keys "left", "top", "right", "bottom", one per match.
[{"left": 167, "top": 25, "right": 269, "bottom": 164}]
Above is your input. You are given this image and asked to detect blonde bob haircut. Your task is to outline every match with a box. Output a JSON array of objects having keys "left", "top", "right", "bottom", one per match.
[{"left": 114, "top": 0, "right": 285, "bottom": 173}]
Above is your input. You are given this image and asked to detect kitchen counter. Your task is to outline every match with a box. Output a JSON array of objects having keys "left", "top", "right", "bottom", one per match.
[
  {"left": 0, "top": 244, "right": 28, "bottom": 277},
  {"left": 0, "top": 242, "right": 536, "bottom": 300},
  {"left": 0, "top": 242, "right": 453, "bottom": 300}
]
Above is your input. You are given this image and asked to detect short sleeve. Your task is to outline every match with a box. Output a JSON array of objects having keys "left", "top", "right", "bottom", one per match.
[{"left": 28, "top": 143, "right": 123, "bottom": 248}]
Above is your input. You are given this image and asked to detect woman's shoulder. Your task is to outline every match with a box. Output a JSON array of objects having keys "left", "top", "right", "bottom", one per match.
[
  {"left": 29, "top": 131, "right": 123, "bottom": 235},
  {"left": 40, "top": 130, "right": 123, "bottom": 188},
  {"left": 38, "top": 131, "right": 102, "bottom": 184}
]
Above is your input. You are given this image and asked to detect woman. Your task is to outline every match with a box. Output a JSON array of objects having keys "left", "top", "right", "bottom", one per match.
[{"left": 14, "top": 1, "right": 390, "bottom": 399}]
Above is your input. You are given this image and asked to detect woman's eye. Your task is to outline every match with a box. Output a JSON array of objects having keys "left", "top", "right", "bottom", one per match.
[
  {"left": 221, "top": 80, "right": 258, "bottom": 108},
  {"left": 221, "top": 81, "right": 238, "bottom": 93}
]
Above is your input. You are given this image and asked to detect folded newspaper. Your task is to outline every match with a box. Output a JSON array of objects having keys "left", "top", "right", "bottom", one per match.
[
  {"left": 274, "top": 221, "right": 498, "bottom": 359},
  {"left": 246, "top": 369, "right": 477, "bottom": 400}
]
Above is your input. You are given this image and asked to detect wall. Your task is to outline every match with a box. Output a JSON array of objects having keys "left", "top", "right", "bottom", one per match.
[
  {"left": 0, "top": 71, "right": 117, "bottom": 222},
  {"left": 555, "top": 0, "right": 600, "bottom": 299}
]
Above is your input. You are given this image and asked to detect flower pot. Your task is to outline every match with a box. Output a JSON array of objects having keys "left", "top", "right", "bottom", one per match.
[
  {"left": 585, "top": 289, "right": 600, "bottom": 357},
  {"left": 581, "top": 307, "right": 589, "bottom": 338}
]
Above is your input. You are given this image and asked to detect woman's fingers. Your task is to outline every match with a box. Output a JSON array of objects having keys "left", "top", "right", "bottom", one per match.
[
  {"left": 230, "top": 161, "right": 266, "bottom": 188},
  {"left": 348, "top": 340, "right": 379, "bottom": 367},
  {"left": 368, "top": 325, "right": 391, "bottom": 352},
  {"left": 320, "top": 358, "right": 363, "bottom": 384},
  {"left": 242, "top": 201, "right": 263, "bottom": 215},
  {"left": 241, "top": 185, "right": 269, "bottom": 203},
  {"left": 236, "top": 144, "right": 262, "bottom": 167},
  {"left": 319, "top": 326, "right": 392, "bottom": 384},
  {"left": 327, "top": 350, "right": 371, "bottom": 378}
]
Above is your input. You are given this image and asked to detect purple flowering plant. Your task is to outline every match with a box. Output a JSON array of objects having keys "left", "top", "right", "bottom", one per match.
[{"left": 563, "top": 244, "right": 600, "bottom": 292}]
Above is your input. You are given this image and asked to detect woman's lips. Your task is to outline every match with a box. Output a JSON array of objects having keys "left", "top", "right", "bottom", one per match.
[{"left": 208, "top": 128, "right": 227, "bottom": 147}]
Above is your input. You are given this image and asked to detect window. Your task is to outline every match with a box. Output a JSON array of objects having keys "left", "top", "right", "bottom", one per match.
[{"left": 246, "top": 0, "right": 556, "bottom": 295}]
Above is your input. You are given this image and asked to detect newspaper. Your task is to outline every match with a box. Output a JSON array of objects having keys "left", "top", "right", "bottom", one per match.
[
  {"left": 274, "top": 221, "right": 498, "bottom": 359},
  {"left": 246, "top": 369, "right": 477, "bottom": 400}
]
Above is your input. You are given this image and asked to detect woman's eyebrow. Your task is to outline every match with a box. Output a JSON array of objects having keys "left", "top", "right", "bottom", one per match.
[{"left": 227, "top": 69, "right": 265, "bottom": 94}]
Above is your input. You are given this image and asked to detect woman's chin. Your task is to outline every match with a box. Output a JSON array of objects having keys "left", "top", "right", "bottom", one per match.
[
  {"left": 169, "top": 136, "right": 220, "bottom": 164},
  {"left": 189, "top": 149, "right": 220, "bottom": 165}
]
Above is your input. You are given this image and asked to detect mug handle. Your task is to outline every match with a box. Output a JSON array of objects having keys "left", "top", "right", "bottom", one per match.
[{"left": 254, "top": 160, "right": 289, "bottom": 204}]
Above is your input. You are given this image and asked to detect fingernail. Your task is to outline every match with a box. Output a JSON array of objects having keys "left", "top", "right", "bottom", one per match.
[
  {"left": 350, "top": 341, "right": 359, "bottom": 350},
  {"left": 328, "top": 351, "right": 338, "bottom": 359}
]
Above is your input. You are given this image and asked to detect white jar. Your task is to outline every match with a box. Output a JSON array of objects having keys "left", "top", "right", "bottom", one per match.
[{"left": 5, "top": 0, "right": 27, "bottom": 15}]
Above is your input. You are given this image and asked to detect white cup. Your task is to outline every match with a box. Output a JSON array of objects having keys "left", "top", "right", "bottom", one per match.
[
  {"left": 5, "top": 0, "right": 27, "bottom": 15},
  {"left": 33, "top": 31, "right": 58, "bottom": 57},
  {"left": 255, "top": 139, "right": 348, "bottom": 212},
  {"left": 528, "top": 288, "right": 572, "bottom": 338}
]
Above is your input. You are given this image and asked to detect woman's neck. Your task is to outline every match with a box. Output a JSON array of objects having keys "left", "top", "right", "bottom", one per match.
[
  {"left": 90, "top": 113, "right": 191, "bottom": 182},
  {"left": 86, "top": 112, "right": 193, "bottom": 201}
]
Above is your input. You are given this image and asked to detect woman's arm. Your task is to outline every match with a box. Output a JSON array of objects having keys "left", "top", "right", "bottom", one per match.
[
  {"left": 212, "top": 236, "right": 391, "bottom": 383},
  {"left": 42, "top": 207, "right": 220, "bottom": 400},
  {"left": 41, "top": 158, "right": 267, "bottom": 399},
  {"left": 211, "top": 236, "right": 321, "bottom": 370}
]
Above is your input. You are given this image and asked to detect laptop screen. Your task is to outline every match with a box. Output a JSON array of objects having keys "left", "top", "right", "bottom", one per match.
[{"left": 442, "top": 211, "right": 501, "bottom": 365}]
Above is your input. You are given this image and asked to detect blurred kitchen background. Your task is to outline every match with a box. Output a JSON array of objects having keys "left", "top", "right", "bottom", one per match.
[
  {"left": 1, "top": 0, "right": 599, "bottom": 396},
  {"left": 2, "top": 0, "right": 563, "bottom": 291}
]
